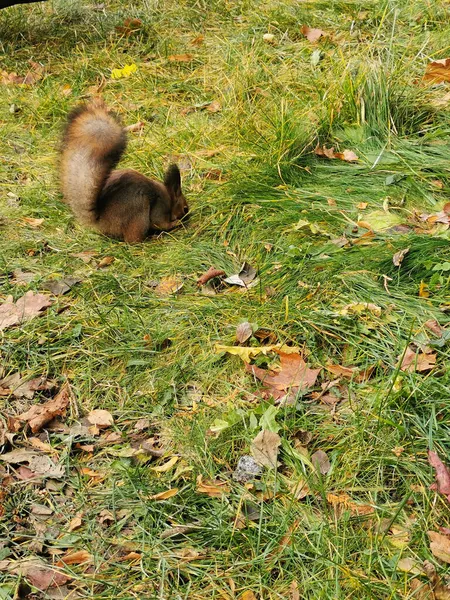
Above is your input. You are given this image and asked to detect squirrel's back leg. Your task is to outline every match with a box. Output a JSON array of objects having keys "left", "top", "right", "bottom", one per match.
[{"left": 123, "top": 213, "right": 149, "bottom": 243}]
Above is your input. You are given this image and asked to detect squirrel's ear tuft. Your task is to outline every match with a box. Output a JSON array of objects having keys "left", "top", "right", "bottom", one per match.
[{"left": 164, "top": 164, "right": 182, "bottom": 197}]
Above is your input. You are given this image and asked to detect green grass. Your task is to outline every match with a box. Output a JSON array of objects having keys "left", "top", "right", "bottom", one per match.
[{"left": 1, "top": 0, "right": 450, "bottom": 598}]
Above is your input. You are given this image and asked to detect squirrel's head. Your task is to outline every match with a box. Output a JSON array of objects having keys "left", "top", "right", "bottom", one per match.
[{"left": 164, "top": 164, "right": 189, "bottom": 222}]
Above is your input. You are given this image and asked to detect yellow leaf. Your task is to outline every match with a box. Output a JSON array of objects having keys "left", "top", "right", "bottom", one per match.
[
  {"left": 215, "top": 343, "right": 300, "bottom": 364},
  {"left": 196, "top": 474, "right": 230, "bottom": 497},
  {"left": 111, "top": 63, "right": 137, "bottom": 79},
  {"left": 150, "top": 488, "right": 179, "bottom": 501},
  {"left": 151, "top": 456, "right": 179, "bottom": 473},
  {"left": 419, "top": 281, "right": 430, "bottom": 298},
  {"left": 239, "top": 592, "right": 257, "bottom": 600}
]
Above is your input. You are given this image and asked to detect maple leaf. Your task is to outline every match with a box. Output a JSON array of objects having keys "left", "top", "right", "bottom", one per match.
[
  {"left": 428, "top": 450, "right": 450, "bottom": 502},
  {"left": 0, "top": 291, "right": 51, "bottom": 331},
  {"left": 300, "top": 25, "right": 328, "bottom": 43},
  {"left": 246, "top": 352, "right": 320, "bottom": 400},
  {"left": 399, "top": 346, "right": 436, "bottom": 373},
  {"left": 424, "top": 58, "right": 450, "bottom": 83}
]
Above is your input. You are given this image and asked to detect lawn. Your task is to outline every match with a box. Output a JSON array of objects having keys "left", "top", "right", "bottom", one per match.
[{"left": 0, "top": 0, "right": 450, "bottom": 598}]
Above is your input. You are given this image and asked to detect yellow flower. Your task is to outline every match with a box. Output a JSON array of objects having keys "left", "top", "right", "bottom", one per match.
[{"left": 111, "top": 63, "right": 137, "bottom": 79}]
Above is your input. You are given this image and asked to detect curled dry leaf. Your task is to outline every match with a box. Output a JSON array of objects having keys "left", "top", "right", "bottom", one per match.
[
  {"left": 300, "top": 25, "right": 328, "bottom": 43},
  {"left": 196, "top": 267, "right": 226, "bottom": 286},
  {"left": 400, "top": 346, "right": 436, "bottom": 373},
  {"left": 425, "top": 319, "right": 444, "bottom": 338},
  {"left": 23, "top": 217, "right": 44, "bottom": 227},
  {"left": 154, "top": 276, "right": 184, "bottom": 296},
  {"left": 68, "top": 515, "right": 83, "bottom": 532},
  {"left": 97, "top": 256, "right": 115, "bottom": 269},
  {"left": 236, "top": 322, "right": 253, "bottom": 344},
  {"left": 124, "top": 121, "right": 145, "bottom": 133},
  {"left": 424, "top": 58, "right": 450, "bottom": 83},
  {"left": 0, "top": 290, "right": 52, "bottom": 331},
  {"left": 151, "top": 456, "right": 179, "bottom": 473},
  {"left": 326, "top": 492, "right": 374, "bottom": 516},
  {"left": 393, "top": 247, "right": 410, "bottom": 267},
  {"left": 196, "top": 474, "right": 230, "bottom": 497},
  {"left": 18, "top": 383, "right": 71, "bottom": 433},
  {"left": 314, "top": 145, "right": 359, "bottom": 162},
  {"left": 251, "top": 430, "right": 281, "bottom": 468},
  {"left": 224, "top": 262, "right": 257, "bottom": 287},
  {"left": 87, "top": 409, "right": 114, "bottom": 429},
  {"left": 115, "top": 18, "right": 143, "bottom": 35},
  {"left": 0, "top": 372, "right": 54, "bottom": 400},
  {"left": 42, "top": 277, "right": 81, "bottom": 296},
  {"left": 56, "top": 550, "right": 92, "bottom": 567},
  {"left": 190, "top": 34, "right": 204, "bottom": 46},
  {"left": 428, "top": 450, "right": 450, "bottom": 502},
  {"left": 150, "top": 488, "right": 179, "bottom": 501},
  {"left": 206, "top": 100, "right": 221, "bottom": 113}
]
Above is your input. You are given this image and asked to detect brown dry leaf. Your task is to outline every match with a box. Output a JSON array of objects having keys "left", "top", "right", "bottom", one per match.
[
  {"left": 428, "top": 531, "right": 450, "bottom": 564},
  {"left": 300, "top": 25, "right": 328, "bottom": 43},
  {"left": 87, "top": 409, "right": 114, "bottom": 429},
  {"left": 23, "top": 217, "right": 44, "bottom": 228},
  {"left": 9, "top": 560, "right": 71, "bottom": 590},
  {"left": 314, "top": 145, "right": 359, "bottom": 162},
  {"left": 268, "top": 519, "right": 301, "bottom": 560},
  {"left": 124, "top": 121, "right": 145, "bottom": 132},
  {"left": 239, "top": 592, "right": 257, "bottom": 600},
  {"left": 18, "top": 383, "right": 71, "bottom": 433},
  {"left": 97, "top": 256, "right": 115, "bottom": 269},
  {"left": 400, "top": 346, "right": 436, "bottom": 373},
  {"left": 154, "top": 276, "right": 184, "bottom": 296},
  {"left": 397, "top": 558, "right": 424, "bottom": 575},
  {"left": 42, "top": 277, "right": 82, "bottom": 296},
  {"left": 71, "top": 250, "right": 98, "bottom": 263},
  {"left": 424, "top": 58, "right": 450, "bottom": 83},
  {"left": 56, "top": 550, "right": 92, "bottom": 567},
  {"left": 290, "top": 580, "right": 300, "bottom": 600},
  {"left": 118, "top": 552, "right": 142, "bottom": 562},
  {"left": 80, "top": 467, "right": 104, "bottom": 482},
  {"left": 246, "top": 351, "right": 320, "bottom": 399},
  {"left": 0, "top": 450, "right": 64, "bottom": 478},
  {"left": 190, "top": 34, "right": 204, "bottom": 46},
  {"left": 325, "top": 364, "right": 357, "bottom": 379},
  {"left": 28, "top": 438, "right": 55, "bottom": 454},
  {"left": 326, "top": 492, "right": 374, "bottom": 516},
  {"left": 425, "top": 320, "right": 444, "bottom": 338},
  {"left": 1, "top": 61, "right": 44, "bottom": 86},
  {"left": 0, "top": 291, "right": 52, "bottom": 331},
  {"left": 251, "top": 430, "right": 281, "bottom": 468},
  {"left": 150, "top": 488, "right": 179, "bottom": 501},
  {"left": 393, "top": 247, "right": 410, "bottom": 267},
  {"left": 206, "top": 100, "right": 221, "bottom": 113},
  {"left": 428, "top": 450, "right": 450, "bottom": 502},
  {"left": 68, "top": 515, "right": 83, "bottom": 532},
  {"left": 311, "top": 449, "right": 331, "bottom": 474},
  {"left": 236, "top": 322, "right": 253, "bottom": 344},
  {"left": 115, "top": 18, "right": 143, "bottom": 35},
  {"left": 196, "top": 474, "right": 230, "bottom": 497},
  {"left": 197, "top": 267, "right": 225, "bottom": 286},
  {"left": 168, "top": 54, "right": 194, "bottom": 62},
  {"left": 0, "top": 373, "right": 54, "bottom": 400}
]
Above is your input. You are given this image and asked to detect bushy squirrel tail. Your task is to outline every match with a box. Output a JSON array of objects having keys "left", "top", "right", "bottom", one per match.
[{"left": 60, "top": 100, "right": 126, "bottom": 225}]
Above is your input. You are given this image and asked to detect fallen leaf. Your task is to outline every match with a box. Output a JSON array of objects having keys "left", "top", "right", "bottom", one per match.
[
  {"left": 425, "top": 320, "right": 444, "bottom": 337},
  {"left": 216, "top": 343, "right": 300, "bottom": 364},
  {"left": 124, "top": 121, "right": 145, "bottom": 132},
  {"left": 68, "top": 515, "right": 83, "bottom": 532},
  {"left": 71, "top": 250, "right": 98, "bottom": 263},
  {"left": 154, "top": 276, "right": 184, "bottom": 296},
  {"left": 118, "top": 552, "right": 142, "bottom": 562},
  {"left": 300, "top": 25, "right": 328, "bottom": 43},
  {"left": 314, "top": 145, "right": 358, "bottom": 162},
  {"left": 160, "top": 524, "right": 200, "bottom": 539},
  {"left": 1, "top": 61, "right": 44, "bottom": 86},
  {"left": 290, "top": 580, "right": 300, "bottom": 600},
  {"left": 424, "top": 58, "right": 450, "bottom": 83},
  {"left": 311, "top": 449, "right": 331, "bottom": 474},
  {"left": 87, "top": 409, "right": 114, "bottom": 429},
  {"left": 190, "top": 34, "right": 204, "bottom": 46},
  {"left": 150, "top": 488, "right": 179, "bottom": 500},
  {"left": 239, "top": 592, "right": 257, "bottom": 600},
  {"left": 246, "top": 352, "right": 320, "bottom": 399},
  {"left": 18, "top": 383, "right": 71, "bottom": 433},
  {"left": 23, "top": 217, "right": 44, "bottom": 227},
  {"left": 61, "top": 83, "right": 72, "bottom": 97},
  {"left": 168, "top": 54, "right": 193, "bottom": 62},
  {"left": 251, "top": 430, "right": 281, "bottom": 468},
  {"left": 151, "top": 456, "right": 179, "bottom": 473},
  {"left": 0, "top": 373, "right": 54, "bottom": 399},
  {"left": 325, "top": 364, "right": 357, "bottom": 379},
  {"left": 236, "top": 322, "right": 253, "bottom": 344},
  {"left": 206, "top": 100, "right": 221, "bottom": 113},
  {"left": 7, "top": 559, "right": 70, "bottom": 590},
  {"left": 196, "top": 474, "right": 230, "bottom": 497},
  {"left": 97, "top": 256, "right": 115, "bottom": 269},
  {"left": 393, "top": 247, "right": 410, "bottom": 267},
  {"left": 0, "top": 291, "right": 52, "bottom": 331},
  {"left": 0, "top": 450, "right": 64, "bottom": 478},
  {"left": 28, "top": 437, "right": 55, "bottom": 453},
  {"left": 115, "top": 17, "right": 143, "bottom": 35},
  {"left": 224, "top": 262, "right": 257, "bottom": 287},
  {"left": 11, "top": 269, "right": 36, "bottom": 284},
  {"left": 397, "top": 558, "right": 424, "bottom": 575},
  {"left": 41, "top": 277, "right": 81, "bottom": 296},
  {"left": 196, "top": 267, "right": 225, "bottom": 286},
  {"left": 428, "top": 450, "right": 450, "bottom": 502},
  {"left": 326, "top": 492, "right": 374, "bottom": 516},
  {"left": 400, "top": 346, "right": 436, "bottom": 373},
  {"left": 56, "top": 550, "right": 92, "bottom": 567},
  {"left": 339, "top": 302, "right": 381, "bottom": 316},
  {"left": 429, "top": 531, "right": 450, "bottom": 564}
]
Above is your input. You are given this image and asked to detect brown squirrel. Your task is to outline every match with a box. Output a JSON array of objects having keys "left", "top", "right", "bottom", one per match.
[{"left": 60, "top": 100, "right": 188, "bottom": 243}]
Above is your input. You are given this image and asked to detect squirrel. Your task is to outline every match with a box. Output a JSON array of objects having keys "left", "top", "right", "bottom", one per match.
[{"left": 60, "top": 100, "right": 188, "bottom": 243}]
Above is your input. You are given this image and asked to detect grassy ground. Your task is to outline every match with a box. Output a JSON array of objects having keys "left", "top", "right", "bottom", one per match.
[{"left": 1, "top": 0, "right": 450, "bottom": 598}]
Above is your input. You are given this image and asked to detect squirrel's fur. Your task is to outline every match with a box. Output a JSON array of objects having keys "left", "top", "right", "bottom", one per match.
[{"left": 60, "top": 100, "right": 188, "bottom": 242}]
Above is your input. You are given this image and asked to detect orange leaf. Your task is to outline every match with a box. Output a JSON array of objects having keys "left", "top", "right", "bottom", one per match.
[
  {"left": 399, "top": 346, "right": 436, "bottom": 373},
  {"left": 424, "top": 58, "right": 450, "bottom": 83},
  {"left": 150, "top": 488, "right": 179, "bottom": 501},
  {"left": 196, "top": 474, "right": 230, "bottom": 497},
  {"left": 190, "top": 34, "right": 204, "bottom": 46},
  {"left": 300, "top": 25, "right": 327, "bottom": 43},
  {"left": 56, "top": 550, "right": 92, "bottom": 566},
  {"left": 168, "top": 54, "right": 193, "bottom": 62},
  {"left": 18, "top": 383, "right": 71, "bottom": 433}
]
